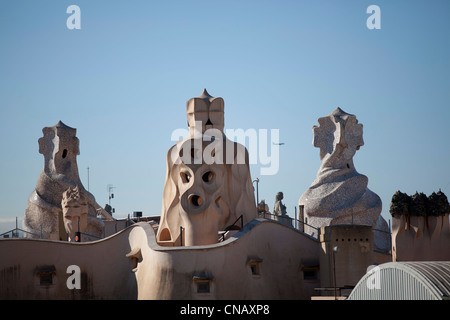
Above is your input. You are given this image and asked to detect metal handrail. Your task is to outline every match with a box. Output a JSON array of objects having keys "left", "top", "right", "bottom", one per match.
[
  {"left": 0, "top": 217, "right": 105, "bottom": 242},
  {"left": 0, "top": 228, "right": 42, "bottom": 239},
  {"left": 0, "top": 217, "right": 44, "bottom": 239},
  {"left": 219, "top": 215, "right": 243, "bottom": 242},
  {"left": 225, "top": 215, "right": 243, "bottom": 231},
  {"left": 259, "top": 211, "right": 320, "bottom": 238},
  {"left": 77, "top": 231, "right": 103, "bottom": 241}
]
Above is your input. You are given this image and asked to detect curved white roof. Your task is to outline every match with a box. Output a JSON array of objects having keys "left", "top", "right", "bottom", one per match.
[{"left": 348, "top": 261, "right": 450, "bottom": 300}]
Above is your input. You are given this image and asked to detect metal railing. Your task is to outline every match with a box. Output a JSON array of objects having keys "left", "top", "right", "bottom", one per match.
[
  {"left": 0, "top": 217, "right": 42, "bottom": 239},
  {"left": 0, "top": 217, "right": 104, "bottom": 242},
  {"left": 77, "top": 231, "right": 103, "bottom": 242},
  {"left": 219, "top": 215, "right": 243, "bottom": 242},
  {"left": 259, "top": 211, "right": 320, "bottom": 239}
]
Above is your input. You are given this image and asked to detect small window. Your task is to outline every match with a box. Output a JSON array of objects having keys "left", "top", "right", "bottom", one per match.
[
  {"left": 40, "top": 273, "right": 53, "bottom": 285},
  {"left": 35, "top": 265, "right": 56, "bottom": 286},
  {"left": 301, "top": 264, "right": 319, "bottom": 281},
  {"left": 197, "top": 281, "right": 210, "bottom": 294},
  {"left": 303, "top": 270, "right": 317, "bottom": 281},
  {"left": 250, "top": 263, "right": 260, "bottom": 276},
  {"left": 192, "top": 271, "right": 213, "bottom": 295},
  {"left": 247, "top": 257, "right": 262, "bottom": 278}
]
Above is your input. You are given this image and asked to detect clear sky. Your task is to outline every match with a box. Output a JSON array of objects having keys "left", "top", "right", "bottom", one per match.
[{"left": 1, "top": 0, "right": 449, "bottom": 233}]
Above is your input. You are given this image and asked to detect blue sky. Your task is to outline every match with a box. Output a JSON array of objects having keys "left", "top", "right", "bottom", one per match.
[{"left": 1, "top": 0, "right": 449, "bottom": 232}]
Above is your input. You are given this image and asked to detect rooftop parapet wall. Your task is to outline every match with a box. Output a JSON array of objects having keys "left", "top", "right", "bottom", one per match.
[
  {"left": 129, "top": 218, "right": 320, "bottom": 299},
  {"left": 0, "top": 226, "right": 138, "bottom": 299},
  {"left": 0, "top": 218, "right": 320, "bottom": 300}
]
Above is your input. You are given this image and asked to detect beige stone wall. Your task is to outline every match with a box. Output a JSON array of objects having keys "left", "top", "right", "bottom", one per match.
[
  {"left": 391, "top": 213, "right": 450, "bottom": 261},
  {"left": 0, "top": 228, "right": 137, "bottom": 299},
  {"left": 131, "top": 219, "right": 320, "bottom": 299},
  {"left": 319, "top": 225, "right": 375, "bottom": 290},
  {"left": 0, "top": 219, "right": 320, "bottom": 300}
]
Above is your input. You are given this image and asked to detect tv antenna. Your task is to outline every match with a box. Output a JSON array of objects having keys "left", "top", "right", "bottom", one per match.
[
  {"left": 87, "top": 166, "right": 90, "bottom": 191},
  {"left": 107, "top": 184, "right": 116, "bottom": 206}
]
